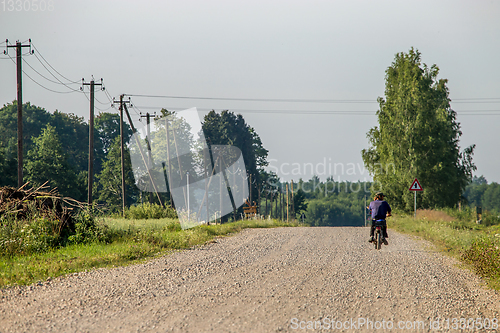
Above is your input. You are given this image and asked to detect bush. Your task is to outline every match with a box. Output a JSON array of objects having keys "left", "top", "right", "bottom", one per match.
[
  {"left": 0, "top": 204, "right": 111, "bottom": 257},
  {"left": 68, "top": 207, "right": 110, "bottom": 245},
  {"left": 0, "top": 215, "right": 60, "bottom": 257},
  {"left": 123, "top": 203, "right": 178, "bottom": 220},
  {"left": 0, "top": 202, "right": 63, "bottom": 257},
  {"left": 461, "top": 238, "right": 500, "bottom": 280}
]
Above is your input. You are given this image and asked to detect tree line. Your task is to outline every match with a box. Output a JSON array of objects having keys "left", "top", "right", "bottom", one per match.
[
  {"left": 464, "top": 176, "right": 500, "bottom": 213},
  {"left": 0, "top": 103, "right": 269, "bottom": 216}
]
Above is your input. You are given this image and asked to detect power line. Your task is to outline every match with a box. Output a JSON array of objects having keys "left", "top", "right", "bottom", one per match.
[
  {"left": 132, "top": 105, "right": 500, "bottom": 116},
  {"left": 22, "top": 57, "right": 81, "bottom": 92},
  {"left": 126, "top": 94, "right": 377, "bottom": 103},
  {"left": 125, "top": 93, "right": 500, "bottom": 104},
  {"left": 6, "top": 54, "right": 77, "bottom": 94},
  {"left": 453, "top": 97, "right": 500, "bottom": 101},
  {"left": 32, "top": 52, "right": 81, "bottom": 86},
  {"left": 82, "top": 90, "right": 113, "bottom": 111},
  {"left": 31, "top": 42, "right": 82, "bottom": 84}
]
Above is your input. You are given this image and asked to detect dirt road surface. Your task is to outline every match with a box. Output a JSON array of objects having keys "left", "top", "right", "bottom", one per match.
[{"left": 1, "top": 227, "right": 499, "bottom": 332}]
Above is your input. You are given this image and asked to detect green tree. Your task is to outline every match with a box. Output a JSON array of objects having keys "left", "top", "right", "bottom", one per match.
[
  {"left": 25, "top": 125, "right": 82, "bottom": 198},
  {"left": 95, "top": 112, "right": 133, "bottom": 154},
  {"left": 362, "top": 48, "right": 475, "bottom": 211},
  {"left": 293, "top": 188, "right": 308, "bottom": 217},
  {"left": 0, "top": 145, "right": 17, "bottom": 186},
  {"left": 0, "top": 102, "right": 96, "bottom": 185},
  {"left": 202, "top": 110, "right": 269, "bottom": 205},
  {"left": 95, "top": 136, "right": 138, "bottom": 209},
  {"left": 483, "top": 183, "right": 500, "bottom": 213},
  {"left": 463, "top": 175, "right": 489, "bottom": 208}
]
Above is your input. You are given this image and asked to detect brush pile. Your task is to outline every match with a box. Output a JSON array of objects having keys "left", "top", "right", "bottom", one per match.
[{"left": 0, "top": 182, "right": 77, "bottom": 232}]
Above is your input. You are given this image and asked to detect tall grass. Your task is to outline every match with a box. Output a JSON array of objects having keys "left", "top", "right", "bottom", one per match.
[
  {"left": 0, "top": 217, "right": 298, "bottom": 287},
  {"left": 391, "top": 209, "right": 500, "bottom": 290},
  {"left": 0, "top": 204, "right": 107, "bottom": 258},
  {"left": 118, "top": 203, "right": 178, "bottom": 220}
]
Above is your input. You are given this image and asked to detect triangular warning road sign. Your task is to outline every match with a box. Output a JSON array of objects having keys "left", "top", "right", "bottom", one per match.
[{"left": 409, "top": 178, "right": 423, "bottom": 191}]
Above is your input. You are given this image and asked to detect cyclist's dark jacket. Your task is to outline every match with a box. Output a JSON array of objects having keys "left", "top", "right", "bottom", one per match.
[{"left": 369, "top": 200, "right": 391, "bottom": 220}]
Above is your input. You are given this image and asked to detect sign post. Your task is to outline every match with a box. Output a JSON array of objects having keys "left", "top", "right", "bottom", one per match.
[{"left": 409, "top": 178, "right": 423, "bottom": 218}]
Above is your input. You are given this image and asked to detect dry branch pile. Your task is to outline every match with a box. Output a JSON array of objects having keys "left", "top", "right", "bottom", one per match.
[{"left": 0, "top": 182, "right": 77, "bottom": 232}]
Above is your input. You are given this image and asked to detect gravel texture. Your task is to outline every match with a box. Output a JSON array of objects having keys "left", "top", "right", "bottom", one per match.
[{"left": 1, "top": 226, "right": 499, "bottom": 332}]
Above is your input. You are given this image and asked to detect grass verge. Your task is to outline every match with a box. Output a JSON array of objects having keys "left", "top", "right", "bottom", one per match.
[
  {"left": 0, "top": 218, "right": 300, "bottom": 288},
  {"left": 390, "top": 209, "right": 500, "bottom": 290}
]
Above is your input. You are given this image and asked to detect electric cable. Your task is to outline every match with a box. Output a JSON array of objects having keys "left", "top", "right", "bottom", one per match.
[
  {"left": 6, "top": 54, "right": 77, "bottom": 94},
  {"left": 132, "top": 105, "right": 500, "bottom": 116},
  {"left": 126, "top": 94, "right": 377, "bottom": 104},
  {"left": 31, "top": 42, "right": 82, "bottom": 84},
  {"left": 22, "top": 57, "right": 80, "bottom": 91}
]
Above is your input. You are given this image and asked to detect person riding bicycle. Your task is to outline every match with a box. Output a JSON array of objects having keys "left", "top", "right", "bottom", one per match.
[{"left": 368, "top": 192, "right": 391, "bottom": 244}]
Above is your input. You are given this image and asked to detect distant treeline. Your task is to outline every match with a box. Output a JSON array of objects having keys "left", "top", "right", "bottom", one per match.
[
  {"left": 298, "top": 176, "right": 372, "bottom": 227},
  {"left": 463, "top": 176, "right": 500, "bottom": 213}
]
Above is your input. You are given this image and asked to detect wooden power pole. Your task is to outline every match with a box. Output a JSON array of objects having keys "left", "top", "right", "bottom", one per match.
[
  {"left": 5, "top": 39, "right": 32, "bottom": 188},
  {"left": 82, "top": 78, "right": 103, "bottom": 204},
  {"left": 113, "top": 95, "right": 131, "bottom": 215},
  {"left": 140, "top": 112, "right": 155, "bottom": 203}
]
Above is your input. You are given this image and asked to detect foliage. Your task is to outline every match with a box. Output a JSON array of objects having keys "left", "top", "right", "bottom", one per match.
[
  {"left": 50, "top": 110, "right": 95, "bottom": 172},
  {"left": 0, "top": 201, "right": 109, "bottom": 258},
  {"left": 298, "top": 177, "right": 372, "bottom": 226},
  {"left": 463, "top": 175, "right": 500, "bottom": 214},
  {"left": 462, "top": 239, "right": 500, "bottom": 288},
  {"left": 95, "top": 112, "right": 133, "bottom": 154},
  {"left": 0, "top": 103, "right": 134, "bottom": 193},
  {"left": 0, "top": 218, "right": 298, "bottom": 287},
  {"left": 391, "top": 209, "right": 500, "bottom": 290},
  {"left": 0, "top": 207, "right": 60, "bottom": 257},
  {"left": 362, "top": 48, "right": 476, "bottom": 211},
  {"left": 293, "top": 189, "right": 308, "bottom": 217},
  {"left": 202, "top": 110, "right": 269, "bottom": 206},
  {"left": 122, "top": 203, "right": 178, "bottom": 220},
  {"left": 68, "top": 207, "right": 110, "bottom": 245},
  {"left": 24, "top": 124, "right": 83, "bottom": 199},
  {"left": 0, "top": 103, "right": 93, "bottom": 178},
  {"left": 0, "top": 145, "right": 17, "bottom": 187},
  {"left": 95, "top": 136, "right": 138, "bottom": 209}
]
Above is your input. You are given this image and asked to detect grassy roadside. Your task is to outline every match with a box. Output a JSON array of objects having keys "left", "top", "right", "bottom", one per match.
[
  {"left": 389, "top": 209, "right": 500, "bottom": 290},
  {"left": 0, "top": 218, "right": 300, "bottom": 288}
]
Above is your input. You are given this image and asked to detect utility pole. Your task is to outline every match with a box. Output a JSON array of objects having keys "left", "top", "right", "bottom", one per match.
[
  {"left": 165, "top": 117, "right": 173, "bottom": 207},
  {"left": 249, "top": 173, "right": 252, "bottom": 205},
  {"left": 5, "top": 39, "right": 32, "bottom": 188},
  {"left": 140, "top": 112, "right": 156, "bottom": 203},
  {"left": 113, "top": 95, "right": 131, "bottom": 215},
  {"left": 122, "top": 103, "right": 163, "bottom": 207},
  {"left": 286, "top": 183, "right": 289, "bottom": 223},
  {"left": 82, "top": 78, "right": 103, "bottom": 204}
]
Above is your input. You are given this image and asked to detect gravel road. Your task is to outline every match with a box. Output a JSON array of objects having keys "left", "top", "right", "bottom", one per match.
[{"left": 1, "top": 227, "right": 499, "bottom": 332}]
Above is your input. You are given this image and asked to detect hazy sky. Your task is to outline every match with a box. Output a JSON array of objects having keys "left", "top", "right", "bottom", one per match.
[{"left": 1, "top": 0, "right": 499, "bottom": 185}]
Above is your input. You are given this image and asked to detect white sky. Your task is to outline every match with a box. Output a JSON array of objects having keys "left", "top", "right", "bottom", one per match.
[{"left": 1, "top": 0, "right": 499, "bottom": 184}]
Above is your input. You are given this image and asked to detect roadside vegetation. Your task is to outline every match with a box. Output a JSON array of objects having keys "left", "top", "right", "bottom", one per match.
[
  {"left": 390, "top": 208, "right": 500, "bottom": 290},
  {"left": 0, "top": 202, "right": 300, "bottom": 288}
]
